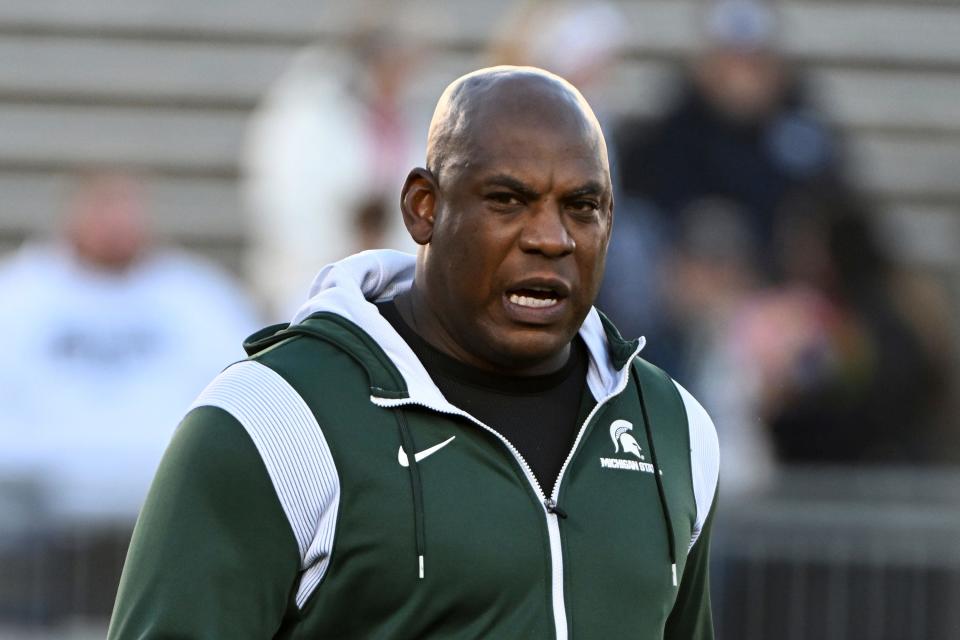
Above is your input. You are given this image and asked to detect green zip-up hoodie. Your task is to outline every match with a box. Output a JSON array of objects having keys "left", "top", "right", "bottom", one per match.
[{"left": 109, "top": 250, "right": 719, "bottom": 639}]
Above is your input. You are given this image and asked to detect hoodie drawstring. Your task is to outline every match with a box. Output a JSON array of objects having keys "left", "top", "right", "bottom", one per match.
[
  {"left": 633, "top": 373, "right": 679, "bottom": 587},
  {"left": 394, "top": 409, "right": 426, "bottom": 579},
  {"left": 391, "top": 374, "right": 675, "bottom": 587}
]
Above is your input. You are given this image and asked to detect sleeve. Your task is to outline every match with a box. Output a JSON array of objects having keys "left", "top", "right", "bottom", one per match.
[
  {"left": 107, "top": 406, "right": 301, "bottom": 639},
  {"left": 663, "top": 496, "right": 717, "bottom": 640},
  {"left": 665, "top": 380, "right": 721, "bottom": 639}
]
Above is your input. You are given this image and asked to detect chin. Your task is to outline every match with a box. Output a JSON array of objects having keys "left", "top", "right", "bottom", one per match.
[{"left": 486, "top": 328, "right": 573, "bottom": 370}]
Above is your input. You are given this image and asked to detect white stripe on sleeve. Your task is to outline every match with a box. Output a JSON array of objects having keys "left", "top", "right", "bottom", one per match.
[
  {"left": 190, "top": 360, "right": 340, "bottom": 608},
  {"left": 673, "top": 380, "right": 720, "bottom": 551}
]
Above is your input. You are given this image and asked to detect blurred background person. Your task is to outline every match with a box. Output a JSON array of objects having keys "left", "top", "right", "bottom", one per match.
[
  {"left": 661, "top": 198, "right": 777, "bottom": 496},
  {"left": 487, "top": 0, "right": 629, "bottom": 129},
  {"left": 603, "top": 0, "right": 848, "bottom": 370},
  {"left": 0, "top": 168, "right": 258, "bottom": 524},
  {"left": 243, "top": 28, "right": 422, "bottom": 321},
  {"left": 659, "top": 189, "right": 955, "bottom": 493},
  {"left": 759, "top": 189, "right": 954, "bottom": 464},
  {"left": 617, "top": 0, "right": 845, "bottom": 259},
  {"left": 0, "top": 169, "right": 259, "bottom": 622}
]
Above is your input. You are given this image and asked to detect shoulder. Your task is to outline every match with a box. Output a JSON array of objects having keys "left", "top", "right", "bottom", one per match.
[
  {"left": 189, "top": 360, "right": 341, "bottom": 569},
  {"left": 671, "top": 381, "right": 720, "bottom": 469},
  {"left": 671, "top": 379, "right": 720, "bottom": 547},
  {"left": 0, "top": 243, "right": 69, "bottom": 294},
  {"left": 189, "top": 360, "right": 340, "bottom": 504},
  {"left": 141, "top": 250, "right": 259, "bottom": 316},
  {"left": 243, "top": 314, "right": 404, "bottom": 403},
  {"left": 190, "top": 359, "right": 315, "bottom": 430}
]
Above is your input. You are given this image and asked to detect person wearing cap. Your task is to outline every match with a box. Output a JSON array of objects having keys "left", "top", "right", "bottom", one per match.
[
  {"left": 604, "top": 0, "right": 846, "bottom": 383},
  {"left": 615, "top": 0, "right": 843, "bottom": 263},
  {"left": 108, "top": 66, "right": 719, "bottom": 639}
]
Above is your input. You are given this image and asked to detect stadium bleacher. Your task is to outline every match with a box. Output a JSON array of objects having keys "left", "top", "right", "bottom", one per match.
[
  {"left": 0, "top": 0, "right": 957, "bottom": 274},
  {"left": 1, "top": 2, "right": 958, "bottom": 637}
]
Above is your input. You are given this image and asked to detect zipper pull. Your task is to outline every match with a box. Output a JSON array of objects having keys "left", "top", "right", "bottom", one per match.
[{"left": 544, "top": 499, "right": 568, "bottom": 519}]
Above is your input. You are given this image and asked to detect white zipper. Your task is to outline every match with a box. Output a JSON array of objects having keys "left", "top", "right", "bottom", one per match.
[
  {"left": 541, "top": 344, "right": 642, "bottom": 639},
  {"left": 543, "top": 508, "right": 568, "bottom": 640},
  {"left": 550, "top": 357, "right": 640, "bottom": 504},
  {"left": 372, "top": 343, "right": 642, "bottom": 640},
  {"left": 373, "top": 397, "right": 569, "bottom": 633}
]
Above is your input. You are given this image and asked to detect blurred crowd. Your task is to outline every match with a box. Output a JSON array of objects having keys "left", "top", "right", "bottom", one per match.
[
  {"left": 0, "top": 171, "right": 258, "bottom": 527},
  {"left": 586, "top": 0, "right": 958, "bottom": 492},
  {"left": 0, "top": 171, "right": 260, "bottom": 620},
  {"left": 0, "top": 2, "right": 958, "bottom": 621},
  {"left": 466, "top": 0, "right": 954, "bottom": 492}
]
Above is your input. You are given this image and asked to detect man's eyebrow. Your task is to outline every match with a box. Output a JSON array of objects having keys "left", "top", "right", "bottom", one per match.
[
  {"left": 564, "top": 181, "right": 605, "bottom": 199},
  {"left": 481, "top": 174, "right": 541, "bottom": 200}
]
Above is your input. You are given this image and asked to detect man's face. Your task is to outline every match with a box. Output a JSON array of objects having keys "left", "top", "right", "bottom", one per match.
[
  {"left": 68, "top": 175, "right": 148, "bottom": 272},
  {"left": 422, "top": 118, "right": 613, "bottom": 373},
  {"left": 698, "top": 48, "right": 784, "bottom": 121}
]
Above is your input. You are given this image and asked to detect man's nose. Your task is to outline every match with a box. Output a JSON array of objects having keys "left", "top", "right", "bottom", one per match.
[{"left": 518, "top": 203, "right": 576, "bottom": 257}]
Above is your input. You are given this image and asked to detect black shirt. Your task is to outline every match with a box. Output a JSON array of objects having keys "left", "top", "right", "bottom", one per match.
[{"left": 378, "top": 300, "right": 595, "bottom": 496}]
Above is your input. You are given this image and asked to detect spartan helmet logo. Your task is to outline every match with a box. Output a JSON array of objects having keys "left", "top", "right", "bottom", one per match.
[{"left": 610, "top": 420, "right": 645, "bottom": 461}]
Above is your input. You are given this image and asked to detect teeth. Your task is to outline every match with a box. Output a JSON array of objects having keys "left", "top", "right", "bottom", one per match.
[{"left": 509, "top": 293, "right": 558, "bottom": 308}]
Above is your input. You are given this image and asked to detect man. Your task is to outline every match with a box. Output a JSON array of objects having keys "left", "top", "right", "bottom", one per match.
[
  {"left": 0, "top": 169, "right": 258, "bottom": 619},
  {"left": 0, "top": 170, "right": 257, "bottom": 522},
  {"left": 109, "top": 67, "right": 719, "bottom": 639}
]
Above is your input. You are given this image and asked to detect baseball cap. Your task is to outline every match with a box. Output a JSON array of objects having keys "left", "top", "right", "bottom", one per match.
[{"left": 705, "top": 0, "right": 778, "bottom": 51}]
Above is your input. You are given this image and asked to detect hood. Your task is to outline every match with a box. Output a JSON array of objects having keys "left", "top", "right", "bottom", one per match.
[{"left": 287, "top": 249, "right": 645, "bottom": 411}]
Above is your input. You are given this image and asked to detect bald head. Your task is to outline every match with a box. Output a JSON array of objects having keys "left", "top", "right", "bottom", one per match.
[
  {"left": 426, "top": 66, "right": 610, "bottom": 186},
  {"left": 398, "top": 65, "right": 615, "bottom": 375}
]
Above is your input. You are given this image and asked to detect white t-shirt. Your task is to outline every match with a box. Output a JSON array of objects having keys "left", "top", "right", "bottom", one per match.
[
  {"left": 0, "top": 243, "right": 260, "bottom": 524},
  {"left": 243, "top": 50, "right": 421, "bottom": 320}
]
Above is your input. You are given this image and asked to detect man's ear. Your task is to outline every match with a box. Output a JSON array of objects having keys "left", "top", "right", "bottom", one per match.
[
  {"left": 605, "top": 194, "right": 615, "bottom": 245},
  {"left": 400, "top": 168, "right": 439, "bottom": 246}
]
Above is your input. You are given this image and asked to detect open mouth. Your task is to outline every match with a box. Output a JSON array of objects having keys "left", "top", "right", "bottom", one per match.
[
  {"left": 504, "top": 278, "right": 571, "bottom": 316},
  {"left": 507, "top": 287, "right": 562, "bottom": 309}
]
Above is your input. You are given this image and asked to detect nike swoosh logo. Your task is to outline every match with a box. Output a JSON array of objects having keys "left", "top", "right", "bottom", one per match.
[{"left": 397, "top": 436, "right": 456, "bottom": 467}]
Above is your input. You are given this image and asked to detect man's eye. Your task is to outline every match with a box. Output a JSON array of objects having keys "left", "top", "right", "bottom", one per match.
[
  {"left": 486, "top": 193, "right": 522, "bottom": 207},
  {"left": 569, "top": 200, "right": 600, "bottom": 215}
]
